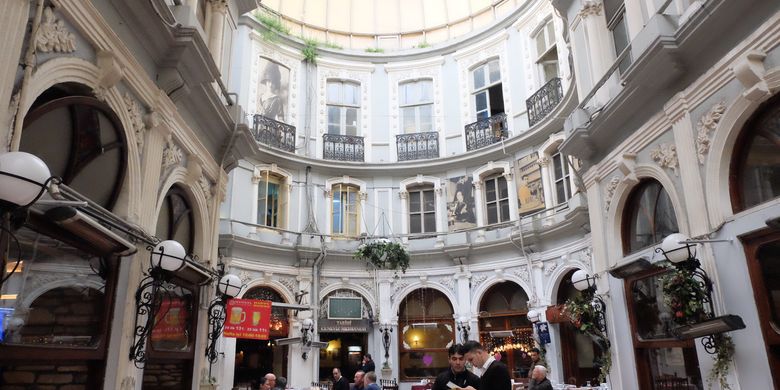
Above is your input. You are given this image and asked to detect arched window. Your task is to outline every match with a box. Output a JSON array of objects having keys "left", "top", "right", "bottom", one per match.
[
  {"left": 731, "top": 95, "right": 780, "bottom": 211},
  {"left": 327, "top": 80, "right": 360, "bottom": 136},
  {"left": 622, "top": 180, "right": 679, "bottom": 254},
  {"left": 235, "top": 286, "right": 289, "bottom": 386},
  {"left": 156, "top": 186, "right": 195, "bottom": 253},
  {"left": 398, "top": 288, "right": 454, "bottom": 380},
  {"left": 556, "top": 270, "right": 600, "bottom": 386},
  {"left": 478, "top": 282, "right": 533, "bottom": 378}
]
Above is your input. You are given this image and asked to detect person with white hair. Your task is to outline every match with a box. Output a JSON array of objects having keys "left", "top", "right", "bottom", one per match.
[{"left": 528, "top": 365, "right": 553, "bottom": 390}]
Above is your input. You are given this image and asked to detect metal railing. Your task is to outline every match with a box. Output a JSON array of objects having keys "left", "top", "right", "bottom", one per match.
[
  {"left": 464, "top": 112, "right": 508, "bottom": 151},
  {"left": 396, "top": 131, "right": 439, "bottom": 161},
  {"left": 323, "top": 134, "right": 365, "bottom": 161},
  {"left": 526, "top": 77, "right": 563, "bottom": 126},
  {"left": 252, "top": 115, "right": 296, "bottom": 152}
]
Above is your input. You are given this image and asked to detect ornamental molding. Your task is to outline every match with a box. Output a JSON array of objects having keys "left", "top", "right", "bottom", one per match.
[
  {"left": 198, "top": 175, "right": 214, "bottom": 201},
  {"left": 650, "top": 143, "right": 679, "bottom": 176},
  {"left": 438, "top": 276, "right": 455, "bottom": 293},
  {"left": 471, "top": 273, "right": 488, "bottom": 290},
  {"left": 123, "top": 93, "right": 147, "bottom": 152},
  {"left": 543, "top": 262, "right": 559, "bottom": 277},
  {"left": 36, "top": 7, "right": 76, "bottom": 53},
  {"left": 513, "top": 268, "right": 530, "bottom": 282},
  {"left": 278, "top": 276, "right": 298, "bottom": 296},
  {"left": 603, "top": 176, "right": 620, "bottom": 215},
  {"left": 162, "top": 136, "right": 184, "bottom": 168},
  {"left": 578, "top": 1, "right": 603, "bottom": 18},
  {"left": 398, "top": 191, "right": 408, "bottom": 200},
  {"left": 695, "top": 102, "right": 726, "bottom": 164}
]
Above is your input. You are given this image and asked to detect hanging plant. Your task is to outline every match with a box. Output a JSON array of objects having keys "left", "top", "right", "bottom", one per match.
[
  {"left": 354, "top": 240, "right": 410, "bottom": 273},
  {"left": 661, "top": 266, "right": 735, "bottom": 389},
  {"left": 564, "top": 292, "right": 612, "bottom": 383}
]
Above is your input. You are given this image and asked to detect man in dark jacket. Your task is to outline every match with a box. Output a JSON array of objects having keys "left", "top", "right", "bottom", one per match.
[
  {"left": 433, "top": 344, "right": 480, "bottom": 390},
  {"left": 528, "top": 366, "right": 553, "bottom": 390},
  {"left": 360, "top": 354, "right": 375, "bottom": 374},
  {"left": 461, "top": 341, "right": 511, "bottom": 390},
  {"left": 332, "top": 368, "right": 350, "bottom": 390}
]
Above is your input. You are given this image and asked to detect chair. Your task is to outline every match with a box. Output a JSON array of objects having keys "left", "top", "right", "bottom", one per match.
[
  {"left": 379, "top": 379, "right": 398, "bottom": 390},
  {"left": 655, "top": 377, "right": 689, "bottom": 390}
]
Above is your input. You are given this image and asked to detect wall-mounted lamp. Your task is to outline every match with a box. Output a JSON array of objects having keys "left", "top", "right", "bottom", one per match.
[
  {"left": 300, "top": 318, "right": 314, "bottom": 360},
  {"left": 656, "top": 233, "right": 745, "bottom": 353},
  {"left": 527, "top": 310, "right": 540, "bottom": 324},
  {"left": 456, "top": 317, "right": 471, "bottom": 342},
  {"left": 378, "top": 322, "right": 393, "bottom": 367},
  {"left": 129, "top": 240, "right": 189, "bottom": 368},
  {"left": 571, "top": 269, "right": 608, "bottom": 335},
  {"left": 206, "top": 272, "right": 243, "bottom": 365},
  {"left": 0, "top": 152, "right": 53, "bottom": 291}
]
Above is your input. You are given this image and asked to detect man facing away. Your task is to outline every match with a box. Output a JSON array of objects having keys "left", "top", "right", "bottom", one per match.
[
  {"left": 461, "top": 341, "right": 511, "bottom": 390},
  {"left": 363, "top": 371, "right": 380, "bottom": 390},
  {"left": 433, "top": 344, "right": 481, "bottom": 390},
  {"left": 528, "top": 366, "right": 553, "bottom": 390},
  {"left": 332, "top": 368, "right": 350, "bottom": 390}
]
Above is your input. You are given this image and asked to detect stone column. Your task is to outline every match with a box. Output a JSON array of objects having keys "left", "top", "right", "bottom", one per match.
[
  {"left": 0, "top": 0, "right": 30, "bottom": 150},
  {"left": 538, "top": 155, "right": 554, "bottom": 207},
  {"left": 398, "top": 190, "right": 409, "bottom": 243},
  {"left": 473, "top": 180, "right": 486, "bottom": 242},
  {"left": 503, "top": 170, "right": 519, "bottom": 219},
  {"left": 434, "top": 186, "right": 445, "bottom": 247},
  {"left": 578, "top": 2, "right": 613, "bottom": 89},
  {"left": 207, "top": 0, "right": 228, "bottom": 66}
]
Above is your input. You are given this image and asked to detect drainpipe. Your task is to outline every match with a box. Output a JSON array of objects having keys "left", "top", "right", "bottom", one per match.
[{"left": 309, "top": 238, "right": 326, "bottom": 379}]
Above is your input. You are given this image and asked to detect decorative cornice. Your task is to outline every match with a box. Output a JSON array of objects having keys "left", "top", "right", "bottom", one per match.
[
  {"left": 650, "top": 143, "right": 679, "bottom": 176},
  {"left": 36, "top": 7, "right": 76, "bottom": 53},
  {"left": 695, "top": 102, "right": 726, "bottom": 164}
]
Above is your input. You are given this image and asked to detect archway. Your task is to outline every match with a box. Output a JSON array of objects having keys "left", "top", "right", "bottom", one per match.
[{"left": 477, "top": 281, "right": 533, "bottom": 379}]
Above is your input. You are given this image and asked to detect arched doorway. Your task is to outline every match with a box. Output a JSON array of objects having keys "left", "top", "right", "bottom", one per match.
[
  {"left": 233, "top": 286, "right": 289, "bottom": 387},
  {"left": 556, "top": 269, "right": 599, "bottom": 386},
  {"left": 318, "top": 289, "right": 373, "bottom": 382},
  {"left": 477, "top": 281, "right": 533, "bottom": 379},
  {"left": 398, "top": 288, "right": 455, "bottom": 380}
]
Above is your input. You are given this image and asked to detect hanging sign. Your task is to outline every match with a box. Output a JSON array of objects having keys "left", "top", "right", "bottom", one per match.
[
  {"left": 152, "top": 297, "right": 189, "bottom": 341},
  {"left": 223, "top": 298, "right": 273, "bottom": 340},
  {"left": 535, "top": 322, "right": 551, "bottom": 345}
]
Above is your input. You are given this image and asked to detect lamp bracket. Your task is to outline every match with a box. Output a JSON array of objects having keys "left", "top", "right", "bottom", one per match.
[{"left": 680, "top": 239, "right": 732, "bottom": 244}]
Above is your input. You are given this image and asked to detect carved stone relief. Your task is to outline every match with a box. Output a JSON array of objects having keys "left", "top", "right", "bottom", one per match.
[
  {"left": 198, "top": 175, "right": 214, "bottom": 202},
  {"left": 695, "top": 102, "right": 726, "bottom": 164},
  {"left": 603, "top": 176, "right": 620, "bottom": 215},
  {"left": 123, "top": 94, "right": 147, "bottom": 152},
  {"left": 650, "top": 143, "right": 679, "bottom": 176},
  {"left": 578, "top": 1, "right": 603, "bottom": 17},
  {"left": 162, "top": 136, "right": 184, "bottom": 168},
  {"left": 36, "top": 7, "right": 76, "bottom": 53}
]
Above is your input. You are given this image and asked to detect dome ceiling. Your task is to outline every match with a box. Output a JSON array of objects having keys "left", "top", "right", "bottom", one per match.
[{"left": 257, "top": 0, "right": 524, "bottom": 51}]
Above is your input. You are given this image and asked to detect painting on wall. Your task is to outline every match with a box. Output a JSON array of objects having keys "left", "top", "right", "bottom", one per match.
[
  {"left": 516, "top": 153, "right": 545, "bottom": 215},
  {"left": 256, "top": 57, "right": 290, "bottom": 122},
  {"left": 447, "top": 175, "right": 477, "bottom": 231}
]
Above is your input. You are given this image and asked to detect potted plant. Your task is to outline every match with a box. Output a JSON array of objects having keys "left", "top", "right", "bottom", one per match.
[
  {"left": 354, "top": 239, "right": 410, "bottom": 274},
  {"left": 565, "top": 292, "right": 612, "bottom": 383}
]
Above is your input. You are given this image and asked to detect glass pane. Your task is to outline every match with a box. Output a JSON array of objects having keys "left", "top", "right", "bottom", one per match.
[
  {"left": 151, "top": 287, "right": 195, "bottom": 352},
  {"left": 488, "top": 60, "right": 501, "bottom": 83},
  {"left": 546, "top": 21, "right": 555, "bottom": 46},
  {"left": 420, "top": 80, "right": 433, "bottom": 102},
  {"left": 423, "top": 212, "right": 436, "bottom": 233},
  {"left": 631, "top": 272, "right": 677, "bottom": 340},
  {"left": 410, "top": 191, "right": 421, "bottom": 212},
  {"left": 544, "top": 62, "right": 559, "bottom": 82},
  {"left": 757, "top": 241, "right": 780, "bottom": 329},
  {"left": 400, "top": 82, "right": 410, "bottom": 106},
  {"left": 654, "top": 188, "right": 680, "bottom": 243},
  {"left": 327, "top": 82, "right": 340, "bottom": 103},
  {"left": 346, "top": 108, "right": 358, "bottom": 128},
  {"left": 498, "top": 176, "right": 508, "bottom": 199},
  {"left": 536, "top": 31, "right": 546, "bottom": 55},
  {"left": 628, "top": 181, "right": 679, "bottom": 253},
  {"left": 487, "top": 203, "right": 498, "bottom": 224},
  {"left": 639, "top": 347, "right": 703, "bottom": 390},
  {"left": 475, "top": 92, "right": 488, "bottom": 112},
  {"left": 402, "top": 107, "right": 416, "bottom": 133},
  {"left": 410, "top": 214, "right": 422, "bottom": 234},
  {"left": 485, "top": 179, "right": 497, "bottom": 202},
  {"left": 473, "top": 66, "right": 485, "bottom": 90},
  {"left": 500, "top": 200, "right": 510, "bottom": 222},
  {"left": 740, "top": 103, "right": 780, "bottom": 208},
  {"left": 399, "top": 351, "right": 450, "bottom": 380},
  {"left": 401, "top": 323, "right": 454, "bottom": 350},
  {"left": 345, "top": 83, "right": 359, "bottom": 105},
  {"left": 332, "top": 190, "right": 343, "bottom": 233},
  {"left": 553, "top": 154, "right": 564, "bottom": 179},
  {"left": 419, "top": 105, "right": 433, "bottom": 132},
  {"left": 556, "top": 180, "right": 566, "bottom": 205},
  {"left": 267, "top": 182, "right": 280, "bottom": 227},
  {"left": 328, "top": 106, "right": 341, "bottom": 134},
  {"left": 423, "top": 190, "right": 435, "bottom": 212},
  {"left": 612, "top": 15, "right": 629, "bottom": 54}
]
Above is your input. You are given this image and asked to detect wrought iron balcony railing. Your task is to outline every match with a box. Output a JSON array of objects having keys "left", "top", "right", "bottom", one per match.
[
  {"left": 396, "top": 132, "right": 439, "bottom": 161},
  {"left": 464, "top": 112, "right": 508, "bottom": 151},
  {"left": 323, "top": 134, "right": 365, "bottom": 162},
  {"left": 526, "top": 77, "right": 563, "bottom": 127},
  {"left": 252, "top": 115, "right": 296, "bottom": 152}
]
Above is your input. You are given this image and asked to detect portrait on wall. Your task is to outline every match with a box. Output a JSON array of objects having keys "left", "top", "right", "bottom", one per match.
[
  {"left": 256, "top": 57, "right": 289, "bottom": 122},
  {"left": 516, "top": 153, "right": 545, "bottom": 215},
  {"left": 447, "top": 175, "right": 477, "bottom": 231}
]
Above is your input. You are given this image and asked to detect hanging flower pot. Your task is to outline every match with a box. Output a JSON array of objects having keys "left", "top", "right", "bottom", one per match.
[{"left": 354, "top": 240, "right": 410, "bottom": 273}]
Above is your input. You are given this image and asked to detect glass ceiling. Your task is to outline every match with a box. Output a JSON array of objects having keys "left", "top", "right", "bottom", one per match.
[{"left": 257, "top": 0, "right": 524, "bottom": 51}]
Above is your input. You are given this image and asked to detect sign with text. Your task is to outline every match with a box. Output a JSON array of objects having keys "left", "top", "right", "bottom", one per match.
[
  {"left": 318, "top": 318, "right": 372, "bottom": 333},
  {"left": 152, "top": 297, "right": 189, "bottom": 341},
  {"left": 223, "top": 298, "right": 272, "bottom": 340}
]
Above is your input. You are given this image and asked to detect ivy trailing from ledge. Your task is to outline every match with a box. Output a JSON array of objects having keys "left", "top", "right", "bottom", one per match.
[
  {"left": 354, "top": 241, "right": 410, "bottom": 274},
  {"left": 565, "top": 291, "right": 612, "bottom": 383}
]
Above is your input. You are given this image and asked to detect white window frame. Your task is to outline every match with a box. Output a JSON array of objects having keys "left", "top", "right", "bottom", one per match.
[
  {"left": 551, "top": 152, "right": 572, "bottom": 205},
  {"left": 532, "top": 18, "right": 559, "bottom": 83},
  {"left": 326, "top": 80, "right": 361, "bottom": 136},
  {"left": 538, "top": 134, "right": 579, "bottom": 208},
  {"left": 407, "top": 186, "right": 436, "bottom": 234},
  {"left": 399, "top": 79, "right": 434, "bottom": 134},
  {"left": 483, "top": 174, "right": 511, "bottom": 225},
  {"left": 252, "top": 164, "right": 292, "bottom": 229},
  {"left": 471, "top": 59, "right": 503, "bottom": 120},
  {"left": 399, "top": 176, "right": 444, "bottom": 243},
  {"left": 324, "top": 176, "right": 367, "bottom": 239},
  {"left": 472, "top": 162, "right": 518, "bottom": 232}
]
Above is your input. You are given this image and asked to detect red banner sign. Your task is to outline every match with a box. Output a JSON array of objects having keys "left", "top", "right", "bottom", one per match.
[
  {"left": 223, "top": 298, "right": 273, "bottom": 340},
  {"left": 152, "top": 298, "right": 188, "bottom": 341}
]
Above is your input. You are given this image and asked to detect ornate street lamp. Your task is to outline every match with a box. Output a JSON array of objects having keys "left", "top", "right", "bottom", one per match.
[
  {"left": 378, "top": 322, "right": 393, "bottom": 368},
  {"left": 571, "top": 269, "right": 608, "bottom": 335},
  {"left": 205, "top": 272, "right": 243, "bottom": 365}
]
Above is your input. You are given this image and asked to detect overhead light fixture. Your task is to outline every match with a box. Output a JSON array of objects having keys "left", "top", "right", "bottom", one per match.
[
  {"left": 275, "top": 336, "right": 303, "bottom": 346},
  {"left": 206, "top": 272, "right": 244, "bottom": 365},
  {"left": 608, "top": 257, "right": 654, "bottom": 279},
  {"left": 674, "top": 315, "right": 746, "bottom": 340},
  {"left": 411, "top": 322, "right": 438, "bottom": 328},
  {"left": 489, "top": 330, "right": 514, "bottom": 338}
]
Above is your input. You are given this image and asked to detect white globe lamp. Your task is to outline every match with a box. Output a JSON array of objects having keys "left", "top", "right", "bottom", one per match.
[
  {"left": 151, "top": 240, "right": 187, "bottom": 271},
  {"left": 218, "top": 274, "right": 242, "bottom": 297},
  {"left": 0, "top": 152, "right": 51, "bottom": 207},
  {"left": 527, "top": 309, "right": 540, "bottom": 323},
  {"left": 571, "top": 269, "right": 592, "bottom": 292},
  {"left": 661, "top": 233, "right": 692, "bottom": 263}
]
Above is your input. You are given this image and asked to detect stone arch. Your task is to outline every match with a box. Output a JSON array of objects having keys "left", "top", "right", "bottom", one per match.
[
  {"left": 318, "top": 287, "right": 376, "bottom": 321},
  {"left": 545, "top": 260, "right": 592, "bottom": 306},
  {"left": 471, "top": 275, "right": 533, "bottom": 317},
  {"left": 391, "top": 282, "right": 458, "bottom": 322},
  {"left": 155, "top": 169, "right": 210, "bottom": 258},
  {"left": 20, "top": 277, "right": 105, "bottom": 310}
]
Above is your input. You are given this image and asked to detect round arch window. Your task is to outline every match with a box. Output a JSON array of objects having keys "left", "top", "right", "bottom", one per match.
[
  {"left": 22, "top": 88, "right": 128, "bottom": 210},
  {"left": 622, "top": 179, "right": 679, "bottom": 254},
  {"left": 156, "top": 186, "right": 195, "bottom": 254}
]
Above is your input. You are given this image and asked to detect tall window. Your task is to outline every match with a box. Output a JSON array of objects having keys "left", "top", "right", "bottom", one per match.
[
  {"left": 478, "top": 282, "right": 533, "bottom": 378},
  {"left": 398, "top": 288, "right": 454, "bottom": 380},
  {"left": 409, "top": 186, "right": 436, "bottom": 234},
  {"left": 731, "top": 95, "right": 780, "bottom": 211},
  {"left": 400, "top": 79, "right": 433, "bottom": 134},
  {"left": 552, "top": 152, "right": 572, "bottom": 205},
  {"left": 327, "top": 81, "right": 360, "bottom": 136},
  {"left": 604, "top": 0, "right": 631, "bottom": 74},
  {"left": 534, "top": 19, "right": 559, "bottom": 82},
  {"left": 484, "top": 175, "right": 510, "bottom": 224},
  {"left": 626, "top": 270, "right": 703, "bottom": 389},
  {"left": 472, "top": 59, "right": 504, "bottom": 120},
  {"left": 257, "top": 171, "right": 285, "bottom": 228},
  {"left": 332, "top": 184, "right": 360, "bottom": 236},
  {"left": 622, "top": 180, "right": 679, "bottom": 254}
]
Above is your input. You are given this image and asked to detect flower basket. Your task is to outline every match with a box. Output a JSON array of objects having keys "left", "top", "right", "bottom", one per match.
[
  {"left": 564, "top": 291, "right": 612, "bottom": 383},
  {"left": 354, "top": 240, "right": 410, "bottom": 273}
]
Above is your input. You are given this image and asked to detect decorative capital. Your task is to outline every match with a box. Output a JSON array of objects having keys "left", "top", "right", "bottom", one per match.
[
  {"left": 398, "top": 191, "right": 408, "bottom": 200},
  {"left": 359, "top": 192, "right": 368, "bottom": 201},
  {"left": 650, "top": 143, "right": 679, "bottom": 176},
  {"left": 578, "top": 0, "right": 603, "bottom": 18}
]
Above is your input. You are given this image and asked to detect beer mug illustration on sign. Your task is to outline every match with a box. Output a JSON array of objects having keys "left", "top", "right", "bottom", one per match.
[
  {"left": 252, "top": 311, "right": 261, "bottom": 326},
  {"left": 230, "top": 307, "right": 246, "bottom": 324},
  {"left": 164, "top": 308, "right": 180, "bottom": 326}
]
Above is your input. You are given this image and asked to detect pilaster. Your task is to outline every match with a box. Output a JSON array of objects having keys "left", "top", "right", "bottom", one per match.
[{"left": 0, "top": 0, "right": 30, "bottom": 150}]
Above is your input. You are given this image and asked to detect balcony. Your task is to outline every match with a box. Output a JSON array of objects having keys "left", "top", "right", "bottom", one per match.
[
  {"left": 526, "top": 77, "right": 563, "bottom": 127},
  {"left": 464, "top": 113, "right": 508, "bottom": 151},
  {"left": 323, "top": 134, "right": 365, "bottom": 162},
  {"left": 396, "top": 132, "right": 439, "bottom": 161},
  {"left": 252, "top": 115, "right": 296, "bottom": 152}
]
